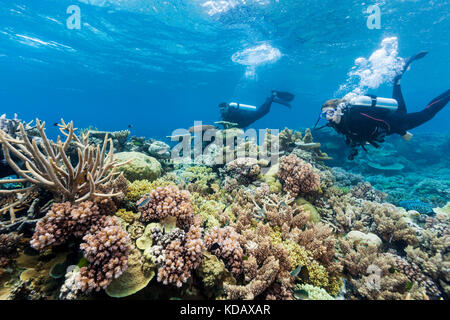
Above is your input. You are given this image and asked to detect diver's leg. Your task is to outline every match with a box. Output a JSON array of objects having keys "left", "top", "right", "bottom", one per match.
[
  {"left": 404, "top": 89, "right": 450, "bottom": 130},
  {"left": 392, "top": 51, "right": 428, "bottom": 114},
  {"left": 393, "top": 77, "right": 407, "bottom": 114},
  {"left": 254, "top": 97, "right": 274, "bottom": 120}
]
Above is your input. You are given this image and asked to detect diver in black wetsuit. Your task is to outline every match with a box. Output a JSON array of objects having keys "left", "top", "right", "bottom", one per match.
[
  {"left": 317, "top": 51, "right": 450, "bottom": 160},
  {"left": 219, "top": 90, "right": 295, "bottom": 128}
]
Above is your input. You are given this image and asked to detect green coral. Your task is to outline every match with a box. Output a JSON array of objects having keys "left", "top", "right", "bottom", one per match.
[
  {"left": 296, "top": 198, "right": 321, "bottom": 223},
  {"left": 262, "top": 175, "right": 282, "bottom": 194},
  {"left": 295, "top": 284, "right": 334, "bottom": 300},
  {"left": 181, "top": 166, "right": 219, "bottom": 195},
  {"left": 196, "top": 252, "right": 236, "bottom": 298},
  {"left": 196, "top": 200, "right": 225, "bottom": 229}
]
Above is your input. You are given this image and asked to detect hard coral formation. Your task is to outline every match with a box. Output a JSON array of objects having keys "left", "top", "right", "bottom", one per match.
[
  {"left": 205, "top": 227, "right": 244, "bottom": 276},
  {"left": 114, "top": 152, "right": 162, "bottom": 182},
  {"left": 225, "top": 158, "right": 261, "bottom": 185},
  {"left": 157, "top": 225, "right": 204, "bottom": 288},
  {"left": 30, "top": 201, "right": 131, "bottom": 295},
  {"left": 78, "top": 216, "right": 131, "bottom": 292},
  {"left": 1, "top": 123, "right": 448, "bottom": 301},
  {"left": 0, "top": 119, "right": 127, "bottom": 203},
  {"left": 0, "top": 232, "right": 21, "bottom": 268},
  {"left": 278, "top": 154, "right": 320, "bottom": 196},
  {"left": 137, "top": 185, "right": 194, "bottom": 230}
]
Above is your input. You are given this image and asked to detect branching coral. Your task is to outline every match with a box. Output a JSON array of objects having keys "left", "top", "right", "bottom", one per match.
[
  {"left": 278, "top": 154, "right": 320, "bottom": 196},
  {"left": 369, "top": 201, "right": 418, "bottom": 245},
  {"left": 205, "top": 227, "right": 244, "bottom": 276},
  {"left": 78, "top": 216, "right": 131, "bottom": 292},
  {"left": 338, "top": 240, "right": 428, "bottom": 300},
  {"left": 30, "top": 201, "right": 131, "bottom": 294},
  {"left": 0, "top": 119, "right": 129, "bottom": 212},
  {"left": 137, "top": 185, "right": 194, "bottom": 230},
  {"left": 157, "top": 225, "right": 205, "bottom": 287},
  {"left": 405, "top": 229, "right": 449, "bottom": 296}
]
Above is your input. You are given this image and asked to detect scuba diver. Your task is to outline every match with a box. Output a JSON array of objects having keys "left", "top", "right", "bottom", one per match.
[
  {"left": 315, "top": 51, "right": 450, "bottom": 160},
  {"left": 219, "top": 90, "right": 295, "bottom": 128}
]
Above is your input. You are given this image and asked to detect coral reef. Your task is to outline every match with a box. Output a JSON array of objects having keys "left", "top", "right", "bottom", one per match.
[{"left": 1, "top": 124, "right": 448, "bottom": 301}]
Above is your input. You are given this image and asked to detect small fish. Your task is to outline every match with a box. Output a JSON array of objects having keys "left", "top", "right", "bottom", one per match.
[
  {"left": 210, "top": 243, "right": 221, "bottom": 251},
  {"left": 243, "top": 255, "right": 249, "bottom": 261},
  {"left": 53, "top": 122, "right": 59, "bottom": 127},
  {"left": 128, "top": 124, "right": 133, "bottom": 129},
  {"left": 293, "top": 289, "right": 309, "bottom": 300},
  {"left": 406, "top": 281, "right": 414, "bottom": 291},
  {"left": 280, "top": 201, "right": 288, "bottom": 207},
  {"left": 137, "top": 197, "right": 151, "bottom": 208},
  {"left": 290, "top": 265, "right": 303, "bottom": 277}
]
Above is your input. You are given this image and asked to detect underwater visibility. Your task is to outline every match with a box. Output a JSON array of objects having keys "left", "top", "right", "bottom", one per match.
[{"left": 0, "top": 0, "right": 449, "bottom": 303}]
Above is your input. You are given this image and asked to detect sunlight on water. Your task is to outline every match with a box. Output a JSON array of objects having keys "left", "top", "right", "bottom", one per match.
[{"left": 232, "top": 42, "right": 281, "bottom": 79}]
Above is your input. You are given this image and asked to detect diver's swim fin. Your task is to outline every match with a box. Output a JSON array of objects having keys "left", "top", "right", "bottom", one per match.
[
  {"left": 273, "top": 91, "right": 295, "bottom": 102},
  {"left": 273, "top": 98, "right": 291, "bottom": 108},
  {"left": 403, "top": 51, "right": 428, "bottom": 73}
]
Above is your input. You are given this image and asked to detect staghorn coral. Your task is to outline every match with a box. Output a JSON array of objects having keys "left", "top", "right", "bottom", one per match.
[
  {"left": 205, "top": 226, "right": 244, "bottom": 276},
  {"left": 278, "top": 154, "right": 320, "bottom": 196},
  {"left": 157, "top": 224, "right": 205, "bottom": 288},
  {"left": 137, "top": 185, "right": 194, "bottom": 230},
  {"left": 77, "top": 216, "right": 131, "bottom": 293},
  {"left": 0, "top": 119, "right": 128, "bottom": 206},
  {"left": 224, "top": 255, "right": 280, "bottom": 300}
]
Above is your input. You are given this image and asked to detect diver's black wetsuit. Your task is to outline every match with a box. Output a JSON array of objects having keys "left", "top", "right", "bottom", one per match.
[
  {"left": 332, "top": 52, "right": 450, "bottom": 152},
  {"left": 221, "top": 97, "right": 274, "bottom": 128},
  {"left": 334, "top": 85, "right": 450, "bottom": 148},
  {"left": 221, "top": 92, "right": 293, "bottom": 128}
]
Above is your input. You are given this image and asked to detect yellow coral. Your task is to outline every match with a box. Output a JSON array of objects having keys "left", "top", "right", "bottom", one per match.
[
  {"left": 126, "top": 179, "right": 175, "bottom": 202},
  {"left": 115, "top": 209, "right": 140, "bottom": 224}
]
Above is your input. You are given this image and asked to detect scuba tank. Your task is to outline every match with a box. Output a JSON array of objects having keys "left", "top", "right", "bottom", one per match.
[
  {"left": 349, "top": 95, "right": 398, "bottom": 111},
  {"left": 229, "top": 102, "right": 257, "bottom": 111}
]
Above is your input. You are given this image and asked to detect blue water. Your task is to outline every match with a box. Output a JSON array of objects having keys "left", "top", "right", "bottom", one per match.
[{"left": 1, "top": 0, "right": 449, "bottom": 141}]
